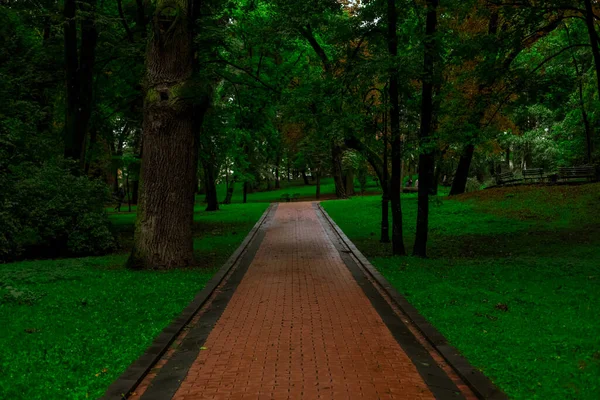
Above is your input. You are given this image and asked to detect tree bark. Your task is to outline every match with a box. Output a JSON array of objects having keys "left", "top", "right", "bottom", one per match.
[
  {"left": 344, "top": 170, "right": 355, "bottom": 196},
  {"left": 584, "top": 0, "right": 600, "bottom": 104},
  {"left": 569, "top": 25, "right": 594, "bottom": 163},
  {"left": 204, "top": 166, "right": 218, "bottom": 211},
  {"left": 316, "top": 170, "right": 321, "bottom": 200},
  {"left": 223, "top": 181, "right": 235, "bottom": 204},
  {"left": 387, "top": 0, "right": 406, "bottom": 255},
  {"left": 135, "top": 0, "right": 148, "bottom": 38},
  {"left": 381, "top": 96, "right": 390, "bottom": 243},
  {"left": 450, "top": 144, "right": 474, "bottom": 195},
  {"left": 302, "top": 170, "right": 310, "bottom": 185},
  {"left": 275, "top": 156, "right": 281, "bottom": 188},
  {"left": 413, "top": 0, "right": 438, "bottom": 258},
  {"left": 128, "top": 0, "right": 197, "bottom": 270},
  {"left": 63, "top": 0, "right": 98, "bottom": 171},
  {"left": 332, "top": 143, "right": 347, "bottom": 199}
]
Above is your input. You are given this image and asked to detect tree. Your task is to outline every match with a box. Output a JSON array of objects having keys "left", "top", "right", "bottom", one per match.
[
  {"left": 387, "top": 0, "right": 407, "bottom": 255},
  {"left": 128, "top": 0, "right": 200, "bottom": 270},
  {"left": 63, "top": 0, "right": 99, "bottom": 170},
  {"left": 413, "top": 0, "right": 439, "bottom": 258}
]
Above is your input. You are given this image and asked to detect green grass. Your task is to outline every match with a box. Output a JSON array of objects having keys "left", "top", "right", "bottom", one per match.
[
  {"left": 214, "top": 177, "right": 381, "bottom": 204},
  {"left": 323, "top": 184, "right": 600, "bottom": 400},
  {"left": 0, "top": 202, "right": 267, "bottom": 400}
]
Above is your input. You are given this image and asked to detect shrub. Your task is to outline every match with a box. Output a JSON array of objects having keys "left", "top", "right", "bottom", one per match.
[{"left": 0, "top": 160, "right": 115, "bottom": 261}]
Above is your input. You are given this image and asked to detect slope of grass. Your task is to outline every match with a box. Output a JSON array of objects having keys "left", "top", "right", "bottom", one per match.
[
  {"left": 0, "top": 202, "right": 267, "bottom": 400},
  {"left": 323, "top": 184, "right": 600, "bottom": 400}
]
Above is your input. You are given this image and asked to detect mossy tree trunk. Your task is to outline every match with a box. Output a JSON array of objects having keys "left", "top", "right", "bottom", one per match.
[{"left": 128, "top": 0, "right": 197, "bottom": 270}]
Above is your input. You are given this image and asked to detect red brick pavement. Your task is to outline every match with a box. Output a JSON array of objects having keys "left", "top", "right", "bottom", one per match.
[{"left": 135, "top": 202, "right": 458, "bottom": 399}]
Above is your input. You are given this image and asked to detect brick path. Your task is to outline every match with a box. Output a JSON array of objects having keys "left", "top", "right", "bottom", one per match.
[{"left": 133, "top": 202, "right": 469, "bottom": 400}]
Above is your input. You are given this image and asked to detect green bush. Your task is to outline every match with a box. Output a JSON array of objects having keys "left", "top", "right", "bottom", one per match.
[{"left": 0, "top": 161, "right": 115, "bottom": 261}]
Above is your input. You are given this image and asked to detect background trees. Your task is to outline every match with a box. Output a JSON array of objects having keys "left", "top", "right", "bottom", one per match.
[{"left": 2, "top": 0, "right": 600, "bottom": 262}]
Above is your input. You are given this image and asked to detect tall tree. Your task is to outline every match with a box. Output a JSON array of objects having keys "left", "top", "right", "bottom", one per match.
[
  {"left": 128, "top": 0, "right": 199, "bottom": 269},
  {"left": 387, "top": 0, "right": 406, "bottom": 255},
  {"left": 413, "top": 0, "right": 439, "bottom": 258},
  {"left": 63, "top": 0, "right": 98, "bottom": 170}
]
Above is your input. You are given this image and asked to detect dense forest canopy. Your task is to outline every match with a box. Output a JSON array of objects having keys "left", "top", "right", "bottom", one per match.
[{"left": 1, "top": 0, "right": 599, "bottom": 264}]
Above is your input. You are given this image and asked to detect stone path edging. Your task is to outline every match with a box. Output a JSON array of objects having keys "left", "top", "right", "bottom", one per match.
[
  {"left": 101, "top": 204, "right": 277, "bottom": 400},
  {"left": 316, "top": 203, "right": 508, "bottom": 400}
]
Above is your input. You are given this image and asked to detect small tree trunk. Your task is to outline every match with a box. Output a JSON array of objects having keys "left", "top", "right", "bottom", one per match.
[
  {"left": 388, "top": 0, "right": 406, "bottom": 256},
  {"left": 223, "top": 181, "right": 235, "bottom": 204},
  {"left": 345, "top": 171, "right": 355, "bottom": 196},
  {"left": 316, "top": 170, "right": 321, "bottom": 200},
  {"left": 128, "top": 0, "right": 197, "bottom": 270},
  {"left": 126, "top": 171, "right": 132, "bottom": 212},
  {"left": 275, "top": 163, "right": 281, "bottom": 188},
  {"left": 381, "top": 92, "right": 390, "bottom": 243},
  {"left": 331, "top": 144, "right": 347, "bottom": 199},
  {"left": 413, "top": 0, "right": 438, "bottom": 258},
  {"left": 243, "top": 181, "right": 248, "bottom": 204},
  {"left": 571, "top": 43, "right": 594, "bottom": 163},
  {"left": 302, "top": 170, "right": 310, "bottom": 185},
  {"left": 204, "top": 161, "right": 219, "bottom": 211},
  {"left": 450, "top": 144, "right": 474, "bottom": 196},
  {"left": 584, "top": 0, "right": 600, "bottom": 105}
]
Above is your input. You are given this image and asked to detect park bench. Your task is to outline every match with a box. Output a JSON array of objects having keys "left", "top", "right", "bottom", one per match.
[
  {"left": 558, "top": 166, "right": 597, "bottom": 182},
  {"left": 495, "top": 171, "right": 521, "bottom": 186},
  {"left": 279, "top": 193, "right": 290, "bottom": 202},
  {"left": 522, "top": 168, "right": 545, "bottom": 183},
  {"left": 291, "top": 193, "right": 301, "bottom": 202}
]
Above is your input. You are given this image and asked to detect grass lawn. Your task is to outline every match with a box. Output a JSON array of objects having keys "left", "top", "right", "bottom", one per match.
[
  {"left": 323, "top": 184, "right": 600, "bottom": 400},
  {"left": 214, "top": 176, "right": 381, "bottom": 204},
  {"left": 0, "top": 202, "right": 267, "bottom": 400}
]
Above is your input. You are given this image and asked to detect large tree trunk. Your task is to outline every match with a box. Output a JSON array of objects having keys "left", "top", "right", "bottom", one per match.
[
  {"left": 413, "top": 0, "right": 438, "bottom": 258},
  {"left": 332, "top": 143, "right": 347, "bottom": 199},
  {"left": 128, "top": 0, "right": 197, "bottom": 270},
  {"left": 450, "top": 144, "right": 474, "bottom": 195},
  {"left": 387, "top": 0, "right": 406, "bottom": 256},
  {"left": 63, "top": 0, "right": 98, "bottom": 171}
]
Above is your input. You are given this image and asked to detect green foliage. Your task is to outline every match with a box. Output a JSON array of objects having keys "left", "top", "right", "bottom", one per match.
[
  {"left": 323, "top": 184, "right": 600, "bottom": 399},
  {"left": 0, "top": 161, "right": 115, "bottom": 260}
]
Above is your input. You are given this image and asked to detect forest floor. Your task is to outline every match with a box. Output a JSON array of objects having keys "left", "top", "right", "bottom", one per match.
[
  {"left": 323, "top": 183, "right": 600, "bottom": 400},
  {"left": 0, "top": 203, "right": 267, "bottom": 400}
]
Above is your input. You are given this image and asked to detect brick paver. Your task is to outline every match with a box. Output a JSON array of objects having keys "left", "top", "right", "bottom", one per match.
[
  {"left": 172, "top": 202, "right": 438, "bottom": 400},
  {"left": 133, "top": 202, "right": 468, "bottom": 400}
]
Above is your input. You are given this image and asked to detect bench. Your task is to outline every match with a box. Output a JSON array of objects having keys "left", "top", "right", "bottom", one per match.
[
  {"left": 279, "top": 193, "right": 290, "bottom": 202},
  {"left": 291, "top": 193, "right": 301, "bottom": 202},
  {"left": 495, "top": 171, "right": 521, "bottom": 185},
  {"left": 558, "top": 166, "right": 596, "bottom": 182},
  {"left": 523, "top": 168, "right": 544, "bottom": 182}
]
